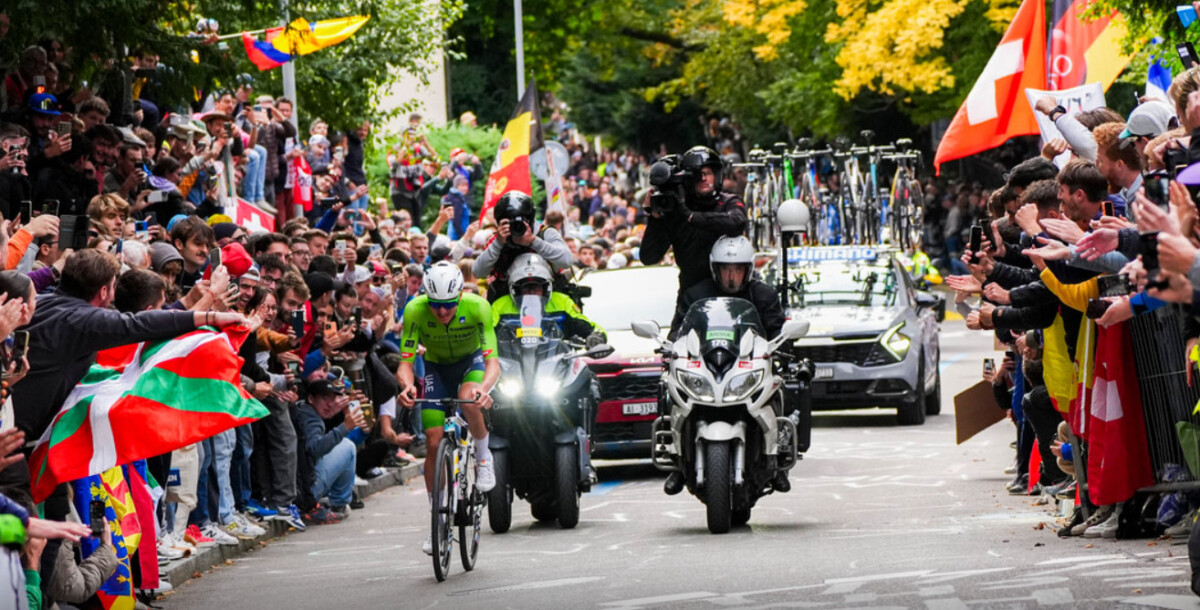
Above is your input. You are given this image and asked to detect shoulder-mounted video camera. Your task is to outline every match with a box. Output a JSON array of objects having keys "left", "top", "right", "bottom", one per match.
[{"left": 647, "top": 154, "right": 692, "bottom": 215}]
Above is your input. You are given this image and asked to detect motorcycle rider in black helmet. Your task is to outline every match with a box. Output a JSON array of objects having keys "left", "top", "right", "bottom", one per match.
[
  {"left": 639, "top": 146, "right": 747, "bottom": 309},
  {"left": 474, "top": 190, "right": 574, "bottom": 302}
]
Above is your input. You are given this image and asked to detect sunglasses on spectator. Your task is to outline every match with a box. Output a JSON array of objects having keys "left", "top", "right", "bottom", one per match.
[
  {"left": 428, "top": 299, "right": 458, "bottom": 311},
  {"left": 371, "top": 276, "right": 388, "bottom": 285}
]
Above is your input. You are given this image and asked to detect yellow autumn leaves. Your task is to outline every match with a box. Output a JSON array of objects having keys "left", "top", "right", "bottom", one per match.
[{"left": 720, "top": 0, "right": 1018, "bottom": 100}]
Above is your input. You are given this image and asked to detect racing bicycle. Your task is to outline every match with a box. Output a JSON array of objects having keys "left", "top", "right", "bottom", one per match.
[
  {"left": 735, "top": 143, "right": 791, "bottom": 251},
  {"left": 419, "top": 396, "right": 487, "bottom": 582},
  {"left": 881, "top": 140, "right": 925, "bottom": 252},
  {"left": 789, "top": 140, "right": 835, "bottom": 245}
]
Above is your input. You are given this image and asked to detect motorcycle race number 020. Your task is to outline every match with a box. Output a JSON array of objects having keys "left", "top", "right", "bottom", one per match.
[
  {"left": 632, "top": 297, "right": 811, "bottom": 534},
  {"left": 490, "top": 294, "right": 612, "bottom": 533}
]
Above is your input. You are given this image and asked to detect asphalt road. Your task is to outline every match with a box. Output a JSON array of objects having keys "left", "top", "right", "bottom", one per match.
[{"left": 165, "top": 319, "right": 1199, "bottom": 609}]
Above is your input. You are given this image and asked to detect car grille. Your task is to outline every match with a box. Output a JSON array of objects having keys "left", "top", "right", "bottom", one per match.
[
  {"left": 598, "top": 374, "right": 659, "bottom": 401},
  {"left": 594, "top": 422, "right": 645, "bottom": 443},
  {"left": 793, "top": 342, "right": 896, "bottom": 366}
]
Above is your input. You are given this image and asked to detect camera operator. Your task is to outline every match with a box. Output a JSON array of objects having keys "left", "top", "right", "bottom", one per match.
[
  {"left": 473, "top": 191, "right": 573, "bottom": 302},
  {"left": 639, "top": 146, "right": 747, "bottom": 305}
]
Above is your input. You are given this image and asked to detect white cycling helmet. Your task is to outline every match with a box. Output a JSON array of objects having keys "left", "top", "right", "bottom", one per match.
[
  {"left": 777, "top": 199, "right": 811, "bottom": 233},
  {"left": 423, "top": 261, "right": 464, "bottom": 302},
  {"left": 709, "top": 235, "right": 754, "bottom": 294},
  {"left": 508, "top": 253, "right": 554, "bottom": 300}
]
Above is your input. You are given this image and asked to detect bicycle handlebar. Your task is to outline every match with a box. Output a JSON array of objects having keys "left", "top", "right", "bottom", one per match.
[
  {"left": 788, "top": 149, "right": 833, "bottom": 158},
  {"left": 413, "top": 397, "right": 478, "bottom": 407}
]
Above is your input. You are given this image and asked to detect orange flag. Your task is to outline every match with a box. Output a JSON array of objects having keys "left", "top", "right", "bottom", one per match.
[{"left": 934, "top": 0, "right": 1047, "bottom": 173}]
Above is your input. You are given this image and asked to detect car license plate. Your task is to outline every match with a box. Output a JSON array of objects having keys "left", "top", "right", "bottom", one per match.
[
  {"left": 622, "top": 402, "right": 657, "bottom": 416},
  {"left": 814, "top": 367, "right": 834, "bottom": 380}
]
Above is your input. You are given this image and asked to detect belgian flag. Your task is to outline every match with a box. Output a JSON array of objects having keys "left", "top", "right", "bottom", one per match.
[{"left": 481, "top": 82, "right": 544, "bottom": 222}]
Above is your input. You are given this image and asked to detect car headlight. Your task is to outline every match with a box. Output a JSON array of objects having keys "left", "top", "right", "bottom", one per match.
[
  {"left": 675, "top": 370, "right": 715, "bottom": 402},
  {"left": 535, "top": 377, "right": 561, "bottom": 398},
  {"left": 723, "top": 370, "right": 763, "bottom": 402},
  {"left": 882, "top": 324, "right": 911, "bottom": 360},
  {"left": 498, "top": 379, "right": 523, "bottom": 398}
]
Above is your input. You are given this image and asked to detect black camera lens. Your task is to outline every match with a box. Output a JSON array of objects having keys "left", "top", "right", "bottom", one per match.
[{"left": 510, "top": 218, "right": 528, "bottom": 237}]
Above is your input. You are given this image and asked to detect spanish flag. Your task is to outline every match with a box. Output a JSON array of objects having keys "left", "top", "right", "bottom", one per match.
[{"left": 481, "top": 82, "right": 544, "bottom": 222}]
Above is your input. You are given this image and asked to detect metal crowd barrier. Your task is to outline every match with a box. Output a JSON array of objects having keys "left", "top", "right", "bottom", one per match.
[{"left": 1130, "top": 304, "right": 1200, "bottom": 490}]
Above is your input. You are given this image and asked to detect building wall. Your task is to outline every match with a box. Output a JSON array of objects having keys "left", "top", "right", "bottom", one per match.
[{"left": 378, "top": 51, "right": 448, "bottom": 132}]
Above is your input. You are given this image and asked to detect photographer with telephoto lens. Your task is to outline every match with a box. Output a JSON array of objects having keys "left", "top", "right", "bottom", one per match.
[{"left": 473, "top": 191, "right": 573, "bottom": 302}]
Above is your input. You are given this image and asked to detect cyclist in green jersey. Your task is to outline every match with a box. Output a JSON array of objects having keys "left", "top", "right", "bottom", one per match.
[{"left": 396, "top": 261, "right": 500, "bottom": 555}]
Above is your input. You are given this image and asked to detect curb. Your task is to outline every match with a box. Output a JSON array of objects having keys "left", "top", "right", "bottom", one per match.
[{"left": 160, "top": 462, "right": 421, "bottom": 588}]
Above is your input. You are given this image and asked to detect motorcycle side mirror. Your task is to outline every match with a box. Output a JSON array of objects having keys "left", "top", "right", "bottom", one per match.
[
  {"left": 631, "top": 320, "right": 660, "bottom": 339},
  {"left": 767, "top": 319, "right": 809, "bottom": 353}
]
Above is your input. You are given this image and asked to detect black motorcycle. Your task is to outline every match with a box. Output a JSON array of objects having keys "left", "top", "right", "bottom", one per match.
[{"left": 488, "top": 295, "right": 613, "bottom": 531}]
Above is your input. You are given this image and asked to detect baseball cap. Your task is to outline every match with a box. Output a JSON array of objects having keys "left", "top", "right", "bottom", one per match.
[
  {"left": 306, "top": 377, "right": 344, "bottom": 397},
  {"left": 117, "top": 126, "right": 146, "bottom": 147},
  {"left": 450, "top": 148, "right": 465, "bottom": 158},
  {"left": 353, "top": 264, "right": 371, "bottom": 284},
  {"left": 1120, "top": 101, "right": 1176, "bottom": 139},
  {"left": 29, "top": 93, "right": 61, "bottom": 116}
]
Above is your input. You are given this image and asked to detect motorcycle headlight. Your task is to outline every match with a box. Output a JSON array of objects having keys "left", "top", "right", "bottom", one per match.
[
  {"left": 723, "top": 370, "right": 763, "bottom": 402},
  {"left": 535, "top": 377, "right": 561, "bottom": 398},
  {"left": 882, "top": 324, "right": 911, "bottom": 361},
  {"left": 675, "top": 370, "right": 715, "bottom": 402},
  {"left": 498, "top": 379, "right": 523, "bottom": 398}
]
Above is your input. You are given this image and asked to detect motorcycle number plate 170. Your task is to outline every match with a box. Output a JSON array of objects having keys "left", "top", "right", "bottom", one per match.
[
  {"left": 622, "top": 402, "right": 657, "bottom": 416},
  {"left": 814, "top": 367, "right": 834, "bottom": 380}
]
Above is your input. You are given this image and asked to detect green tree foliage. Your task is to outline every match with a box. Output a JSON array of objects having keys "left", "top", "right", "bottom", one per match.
[{"left": 2, "top": 0, "right": 462, "bottom": 130}]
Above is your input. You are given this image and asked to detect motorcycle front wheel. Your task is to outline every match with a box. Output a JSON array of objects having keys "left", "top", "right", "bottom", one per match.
[
  {"left": 556, "top": 444, "right": 581, "bottom": 529},
  {"left": 486, "top": 449, "right": 512, "bottom": 534},
  {"left": 705, "top": 441, "right": 733, "bottom": 534}
]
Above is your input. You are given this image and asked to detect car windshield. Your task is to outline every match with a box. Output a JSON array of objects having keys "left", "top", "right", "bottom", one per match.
[
  {"left": 786, "top": 263, "right": 899, "bottom": 307},
  {"left": 579, "top": 266, "right": 678, "bottom": 331}
]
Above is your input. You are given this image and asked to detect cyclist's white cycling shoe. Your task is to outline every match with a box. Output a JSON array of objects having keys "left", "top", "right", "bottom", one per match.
[
  {"left": 422, "top": 536, "right": 433, "bottom": 556},
  {"left": 476, "top": 459, "right": 496, "bottom": 492}
]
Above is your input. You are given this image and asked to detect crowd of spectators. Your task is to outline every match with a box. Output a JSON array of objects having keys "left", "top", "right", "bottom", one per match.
[
  {"left": 936, "top": 68, "right": 1200, "bottom": 558},
  {"left": 0, "top": 29, "right": 689, "bottom": 608}
]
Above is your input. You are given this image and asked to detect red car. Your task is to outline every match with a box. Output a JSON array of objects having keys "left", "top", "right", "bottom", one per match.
[{"left": 579, "top": 265, "right": 679, "bottom": 459}]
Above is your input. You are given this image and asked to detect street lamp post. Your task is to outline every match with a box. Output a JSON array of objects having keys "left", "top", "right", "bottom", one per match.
[
  {"left": 280, "top": 0, "right": 298, "bottom": 129},
  {"left": 514, "top": 0, "right": 525, "bottom": 94}
]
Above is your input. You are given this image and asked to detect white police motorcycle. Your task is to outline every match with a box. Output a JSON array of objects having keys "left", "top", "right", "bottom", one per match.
[{"left": 633, "top": 299, "right": 809, "bottom": 533}]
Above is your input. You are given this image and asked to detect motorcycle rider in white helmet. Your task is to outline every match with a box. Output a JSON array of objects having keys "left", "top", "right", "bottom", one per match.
[
  {"left": 667, "top": 235, "right": 787, "bottom": 341},
  {"left": 662, "top": 235, "right": 792, "bottom": 496}
]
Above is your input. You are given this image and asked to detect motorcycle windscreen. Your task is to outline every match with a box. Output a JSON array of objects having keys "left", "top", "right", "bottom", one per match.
[{"left": 679, "top": 297, "right": 764, "bottom": 377}]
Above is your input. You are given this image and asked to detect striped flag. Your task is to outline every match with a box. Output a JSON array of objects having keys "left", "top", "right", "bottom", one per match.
[
  {"left": 29, "top": 327, "right": 267, "bottom": 503},
  {"left": 242, "top": 16, "right": 370, "bottom": 71},
  {"left": 481, "top": 82, "right": 543, "bottom": 222}
]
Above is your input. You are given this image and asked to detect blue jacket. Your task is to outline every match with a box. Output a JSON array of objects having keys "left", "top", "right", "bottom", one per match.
[{"left": 442, "top": 190, "right": 471, "bottom": 240}]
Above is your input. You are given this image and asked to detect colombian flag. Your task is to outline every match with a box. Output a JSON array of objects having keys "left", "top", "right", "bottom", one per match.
[
  {"left": 481, "top": 82, "right": 544, "bottom": 222},
  {"left": 242, "top": 16, "right": 370, "bottom": 71}
]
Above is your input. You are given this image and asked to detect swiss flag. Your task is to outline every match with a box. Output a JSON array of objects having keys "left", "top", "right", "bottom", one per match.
[
  {"left": 1086, "top": 322, "right": 1154, "bottom": 506},
  {"left": 231, "top": 197, "right": 276, "bottom": 234},
  {"left": 934, "top": 0, "right": 1046, "bottom": 173}
]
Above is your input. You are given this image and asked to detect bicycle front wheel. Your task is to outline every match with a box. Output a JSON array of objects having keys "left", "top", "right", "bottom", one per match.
[
  {"left": 431, "top": 439, "right": 455, "bottom": 582},
  {"left": 459, "top": 449, "right": 481, "bottom": 571}
]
